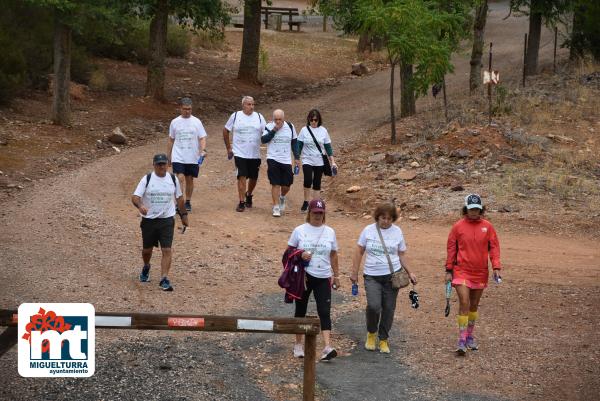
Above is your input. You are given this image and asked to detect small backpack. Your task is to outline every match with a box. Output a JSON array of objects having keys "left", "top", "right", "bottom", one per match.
[{"left": 145, "top": 172, "right": 177, "bottom": 195}]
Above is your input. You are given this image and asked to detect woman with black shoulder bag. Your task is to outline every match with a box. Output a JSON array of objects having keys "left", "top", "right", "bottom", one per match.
[
  {"left": 296, "top": 109, "right": 338, "bottom": 212},
  {"left": 350, "top": 203, "right": 417, "bottom": 353}
]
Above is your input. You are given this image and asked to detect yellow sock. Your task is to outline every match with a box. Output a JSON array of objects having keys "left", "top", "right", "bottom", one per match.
[
  {"left": 468, "top": 311, "right": 478, "bottom": 324},
  {"left": 457, "top": 314, "right": 468, "bottom": 329}
]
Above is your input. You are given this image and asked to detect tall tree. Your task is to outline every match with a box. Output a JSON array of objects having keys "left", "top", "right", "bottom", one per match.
[
  {"left": 25, "top": 1, "right": 116, "bottom": 125},
  {"left": 355, "top": 0, "right": 466, "bottom": 142},
  {"left": 567, "top": 0, "right": 600, "bottom": 61},
  {"left": 510, "top": 0, "right": 569, "bottom": 76},
  {"left": 469, "top": 0, "right": 488, "bottom": 94},
  {"left": 238, "top": 0, "right": 262, "bottom": 83},
  {"left": 125, "top": 0, "right": 229, "bottom": 101}
]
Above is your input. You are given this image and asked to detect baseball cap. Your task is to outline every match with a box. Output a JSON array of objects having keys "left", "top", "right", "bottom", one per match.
[
  {"left": 153, "top": 153, "right": 168, "bottom": 164},
  {"left": 465, "top": 194, "right": 483, "bottom": 209},
  {"left": 308, "top": 199, "right": 326, "bottom": 213}
]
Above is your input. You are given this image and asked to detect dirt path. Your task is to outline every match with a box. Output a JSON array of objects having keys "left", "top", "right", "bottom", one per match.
[{"left": 1, "top": 3, "right": 598, "bottom": 401}]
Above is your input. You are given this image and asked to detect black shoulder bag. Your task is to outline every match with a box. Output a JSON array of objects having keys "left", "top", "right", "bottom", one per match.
[{"left": 306, "top": 126, "right": 332, "bottom": 177}]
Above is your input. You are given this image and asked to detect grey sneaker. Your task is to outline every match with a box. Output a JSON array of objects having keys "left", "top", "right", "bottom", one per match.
[
  {"left": 279, "top": 196, "right": 286, "bottom": 212},
  {"left": 272, "top": 205, "right": 281, "bottom": 217},
  {"left": 293, "top": 344, "right": 304, "bottom": 358}
]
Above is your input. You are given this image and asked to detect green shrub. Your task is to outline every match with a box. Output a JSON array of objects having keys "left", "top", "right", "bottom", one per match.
[{"left": 167, "top": 24, "right": 191, "bottom": 58}]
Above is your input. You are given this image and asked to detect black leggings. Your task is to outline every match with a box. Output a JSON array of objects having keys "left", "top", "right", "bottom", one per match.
[
  {"left": 303, "top": 164, "right": 324, "bottom": 191},
  {"left": 295, "top": 273, "right": 332, "bottom": 330}
]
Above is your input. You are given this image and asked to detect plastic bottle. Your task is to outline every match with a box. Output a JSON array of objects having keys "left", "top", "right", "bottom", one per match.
[
  {"left": 198, "top": 155, "right": 205, "bottom": 165},
  {"left": 352, "top": 283, "right": 358, "bottom": 296},
  {"left": 294, "top": 165, "right": 300, "bottom": 175},
  {"left": 331, "top": 165, "right": 338, "bottom": 176}
]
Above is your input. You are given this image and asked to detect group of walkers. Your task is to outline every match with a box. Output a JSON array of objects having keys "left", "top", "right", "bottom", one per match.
[{"left": 130, "top": 96, "right": 502, "bottom": 358}]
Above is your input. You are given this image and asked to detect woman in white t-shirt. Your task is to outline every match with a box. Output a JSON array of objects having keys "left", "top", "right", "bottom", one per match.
[
  {"left": 288, "top": 199, "right": 340, "bottom": 361},
  {"left": 297, "top": 109, "right": 338, "bottom": 212},
  {"left": 350, "top": 203, "right": 417, "bottom": 354}
]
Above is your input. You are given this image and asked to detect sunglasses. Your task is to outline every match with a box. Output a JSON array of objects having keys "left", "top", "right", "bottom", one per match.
[{"left": 309, "top": 118, "right": 318, "bottom": 122}]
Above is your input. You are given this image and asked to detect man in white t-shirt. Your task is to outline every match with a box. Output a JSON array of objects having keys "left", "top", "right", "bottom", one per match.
[
  {"left": 261, "top": 109, "right": 301, "bottom": 217},
  {"left": 222, "top": 96, "right": 266, "bottom": 212},
  {"left": 167, "top": 97, "right": 207, "bottom": 213},
  {"left": 132, "top": 153, "right": 189, "bottom": 292}
]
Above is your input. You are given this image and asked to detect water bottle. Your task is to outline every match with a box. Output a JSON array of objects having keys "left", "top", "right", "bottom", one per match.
[
  {"left": 294, "top": 165, "right": 300, "bottom": 175},
  {"left": 198, "top": 155, "right": 205, "bottom": 165},
  {"left": 494, "top": 274, "right": 502, "bottom": 284},
  {"left": 331, "top": 165, "right": 338, "bottom": 176},
  {"left": 352, "top": 283, "right": 358, "bottom": 296}
]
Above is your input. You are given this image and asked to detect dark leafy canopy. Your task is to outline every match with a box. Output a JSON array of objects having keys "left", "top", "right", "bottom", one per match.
[
  {"left": 355, "top": 0, "right": 468, "bottom": 94},
  {"left": 509, "top": 0, "right": 571, "bottom": 25},
  {"left": 124, "top": 0, "right": 231, "bottom": 33}
]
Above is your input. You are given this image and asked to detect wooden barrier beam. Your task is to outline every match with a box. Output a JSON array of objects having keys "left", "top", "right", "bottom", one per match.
[{"left": 0, "top": 309, "right": 320, "bottom": 335}]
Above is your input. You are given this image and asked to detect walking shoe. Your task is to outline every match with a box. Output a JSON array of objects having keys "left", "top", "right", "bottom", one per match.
[
  {"left": 279, "top": 196, "right": 286, "bottom": 212},
  {"left": 300, "top": 201, "right": 309, "bottom": 213},
  {"left": 293, "top": 343, "right": 304, "bottom": 358},
  {"left": 245, "top": 192, "right": 253, "bottom": 208},
  {"left": 236, "top": 202, "right": 245, "bottom": 212},
  {"left": 466, "top": 336, "right": 479, "bottom": 351},
  {"left": 456, "top": 340, "right": 467, "bottom": 356},
  {"left": 184, "top": 200, "right": 192, "bottom": 212},
  {"left": 272, "top": 205, "right": 281, "bottom": 217},
  {"left": 365, "top": 332, "right": 377, "bottom": 351},
  {"left": 139, "top": 265, "right": 150, "bottom": 282},
  {"left": 159, "top": 277, "right": 173, "bottom": 291},
  {"left": 378, "top": 339, "right": 390, "bottom": 354},
  {"left": 320, "top": 346, "right": 337, "bottom": 361}
]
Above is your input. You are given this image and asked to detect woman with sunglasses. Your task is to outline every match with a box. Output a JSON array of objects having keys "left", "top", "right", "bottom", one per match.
[{"left": 296, "top": 109, "right": 337, "bottom": 212}]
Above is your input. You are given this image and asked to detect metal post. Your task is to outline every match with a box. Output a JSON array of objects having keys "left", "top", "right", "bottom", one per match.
[
  {"left": 303, "top": 334, "right": 317, "bottom": 401},
  {"left": 523, "top": 33, "right": 527, "bottom": 87},
  {"left": 553, "top": 27, "right": 558, "bottom": 73},
  {"left": 488, "top": 42, "right": 493, "bottom": 126},
  {"left": 322, "top": 14, "right": 327, "bottom": 32}
]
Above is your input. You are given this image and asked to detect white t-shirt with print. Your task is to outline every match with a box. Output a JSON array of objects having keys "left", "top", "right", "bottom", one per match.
[
  {"left": 263, "top": 121, "right": 297, "bottom": 165},
  {"left": 133, "top": 173, "right": 183, "bottom": 219},
  {"left": 357, "top": 223, "right": 407, "bottom": 276},
  {"left": 169, "top": 115, "right": 208, "bottom": 164},
  {"left": 224, "top": 111, "right": 266, "bottom": 159},
  {"left": 297, "top": 126, "right": 331, "bottom": 166},
  {"left": 288, "top": 223, "right": 338, "bottom": 278}
]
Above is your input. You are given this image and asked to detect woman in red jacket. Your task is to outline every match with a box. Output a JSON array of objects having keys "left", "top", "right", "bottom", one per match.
[{"left": 445, "top": 194, "right": 501, "bottom": 355}]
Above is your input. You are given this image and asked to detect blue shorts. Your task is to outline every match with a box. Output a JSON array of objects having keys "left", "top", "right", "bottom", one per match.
[{"left": 172, "top": 162, "right": 199, "bottom": 178}]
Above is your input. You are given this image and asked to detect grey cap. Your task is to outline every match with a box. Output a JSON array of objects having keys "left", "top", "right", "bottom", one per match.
[{"left": 153, "top": 153, "right": 168, "bottom": 164}]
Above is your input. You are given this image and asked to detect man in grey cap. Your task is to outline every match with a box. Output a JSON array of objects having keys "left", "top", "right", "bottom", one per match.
[{"left": 132, "top": 153, "right": 189, "bottom": 291}]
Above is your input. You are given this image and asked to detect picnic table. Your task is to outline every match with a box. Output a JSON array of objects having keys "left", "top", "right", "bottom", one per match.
[{"left": 262, "top": 6, "right": 304, "bottom": 31}]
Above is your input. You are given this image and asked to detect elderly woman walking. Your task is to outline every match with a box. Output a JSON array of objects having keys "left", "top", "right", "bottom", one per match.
[
  {"left": 288, "top": 199, "right": 340, "bottom": 361},
  {"left": 350, "top": 203, "right": 417, "bottom": 353}
]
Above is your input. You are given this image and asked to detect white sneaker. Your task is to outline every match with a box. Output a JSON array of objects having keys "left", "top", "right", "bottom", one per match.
[
  {"left": 272, "top": 205, "right": 281, "bottom": 217},
  {"left": 320, "top": 346, "right": 337, "bottom": 361},
  {"left": 293, "top": 343, "right": 304, "bottom": 358},
  {"left": 279, "top": 196, "right": 286, "bottom": 212}
]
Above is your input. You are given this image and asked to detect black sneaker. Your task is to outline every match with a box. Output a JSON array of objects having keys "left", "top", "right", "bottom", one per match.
[
  {"left": 300, "top": 201, "right": 309, "bottom": 213},
  {"left": 245, "top": 192, "right": 253, "bottom": 208},
  {"left": 236, "top": 202, "right": 245, "bottom": 212},
  {"left": 185, "top": 200, "right": 192, "bottom": 212},
  {"left": 159, "top": 277, "right": 173, "bottom": 291},
  {"left": 139, "top": 265, "right": 150, "bottom": 282}
]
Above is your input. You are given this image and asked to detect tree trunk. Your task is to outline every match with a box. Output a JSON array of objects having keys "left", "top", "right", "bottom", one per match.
[
  {"left": 52, "top": 16, "right": 71, "bottom": 126},
  {"left": 357, "top": 32, "right": 384, "bottom": 53},
  {"left": 525, "top": 0, "right": 542, "bottom": 76},
  {"left": 238, "top": 0, "right": 261, "bottom": 83},
  {"left": 145, "top": 0, "right": 169, "bottom": 101},
  {"left": 469, "top": 0, "right": 488, "bottom": 94},
  {"left": 400, "top": 62, "right": 415, "bottom": 118},
  {"left": 569, "top": 3, "right": 585, "bottom": 60},
  {"left": 389, "top": 61, "right": 397, "bottom": 144}
]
